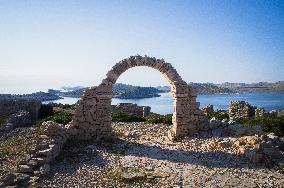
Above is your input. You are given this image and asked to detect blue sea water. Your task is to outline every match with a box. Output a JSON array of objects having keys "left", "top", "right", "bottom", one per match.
[{"left": 44, "top": 93, "right": 284, "bottom": 115}]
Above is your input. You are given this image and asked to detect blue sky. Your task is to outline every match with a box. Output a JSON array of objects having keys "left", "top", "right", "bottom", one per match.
[{"left": 0, "top": 0, "right": 283, "bottom": 93}]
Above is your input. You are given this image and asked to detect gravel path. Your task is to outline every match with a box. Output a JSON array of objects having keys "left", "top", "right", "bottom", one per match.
[{"left": 39, "top": 122, "right": 284, "bottom": 187}]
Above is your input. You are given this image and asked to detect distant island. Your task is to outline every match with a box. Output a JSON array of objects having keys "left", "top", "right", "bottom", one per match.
[
  {"left": 217, "top": 81, "right": 284, "bottom": 94},
  {"left": 155, "top": 81, "right": 284, "bottom": 94},
  {"left": 55, "top": 81, "right": 284, "bottom": 99},
  {"left": 58, "top": 83, "right": 163, "bottom": 99},
  {"left": 0, "top": 81, "right": 283, "bottom": 101},
  {"left": 0, "top": 92, "right": 62, "bottom": 101}
]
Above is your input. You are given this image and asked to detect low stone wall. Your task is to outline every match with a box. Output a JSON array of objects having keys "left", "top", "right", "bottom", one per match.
[
  {"left": 111, "top": 103, "right": 151, "bottom": 117},
  {"left": 229, "top": 101, "right": 279, "bottom": 120},
  {"left": 0, "top": 100, "right": 41, "bottom": 121},
  {"left": 0, "top": 121, "right": 75, "bottom": 187}
]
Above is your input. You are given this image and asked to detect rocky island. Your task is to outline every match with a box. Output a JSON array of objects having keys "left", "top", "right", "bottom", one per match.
[
  {"left": 58, "top": 83, "right": 164, "bottom": 99},
  {"left": 0, "top": 92, "right": 62, "bottom": 102}
]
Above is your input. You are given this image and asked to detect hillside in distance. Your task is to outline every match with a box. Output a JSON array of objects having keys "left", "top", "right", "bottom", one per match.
[
  {"left": 1, "top": 81, "right": 282, "bottom": 102},
  {"left": 59, "top": 82, "right": 236, "bottom": 99},
  {"left": 217, "top": 81, "right": 284, "bottom": 94},
  {"left": 156, "top": 83, "right": 236, "bottom": 94}
]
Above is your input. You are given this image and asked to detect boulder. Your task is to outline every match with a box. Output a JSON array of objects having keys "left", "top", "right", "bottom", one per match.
[
  {"left": 41, "top": 121, "right": 66, "bottom": 136},
  {"left": 222, "top": 118, "right": 229, "bottom": 123},
  {"left": 212, "top": 128, "right": 223, "bottom": 137},
  {"left": 125, "top": 130, "right": 143, "bottom": 138},
  {"left": 251, "top": 125, "right": 263, "bottom": 135},
  {"left": 121, "top": 171, "right": 145, "bottom": 180},
  {"left": 209, "top": 117, "right": 221, "bottom": 129},
  {"left": 266, "top": 133, "right": 279, "bottom": 142},
  {"left": 39, "top": 164, "right": 50, "bottom": 176},
  {"left": 262, "top": 147, "right": 282, "bottom": 158},
  {"left": 244, "top": 149, "right": 263, "bottom": 163},
  {"left": 228, "top": 124, "right": 249, "bottom": 137},
  {"left": 0, "top": 174, "right": 15, "bottom": 187},
  {"left": 18, "top": 165, "right": 33, "bottom": 173}
]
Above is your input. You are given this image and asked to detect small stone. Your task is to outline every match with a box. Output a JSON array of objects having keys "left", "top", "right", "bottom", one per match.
[
  {"left": 152, "top": 171, "right": 170, "bottom": 178},
  {"left": 40, "top": 164, "right": 50, "bottom": 176},
  {"left": 27, "top": 160, "right": 38, "bottom": 168},
  {"left": 121, "top": 171, "right": 144, "bottom": 180},
  {"left": 18, "top": 165, "right": 33, "bottom": 173},
  {"left": 13, "top": 173, "right": 30, "bottom": 184},
  {"left": 218, "top": 141, "right": 232, "bottom": 148}
]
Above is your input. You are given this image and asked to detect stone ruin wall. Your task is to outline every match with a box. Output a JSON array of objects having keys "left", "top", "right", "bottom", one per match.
[
  {"left": 71, "top": 55, "right": 208, "bottom": 141},
  {"left": 229, "top": 101, "right": 256, "bottom": 119},
  {"left": 0, "top": 100, "right": 41, "bottom": 121},
  {"left": 111, "top": 103, "right": 151, "bottom": 117},
  {"left": 229, "top": 101, "right": 278, "bottom": 120}
]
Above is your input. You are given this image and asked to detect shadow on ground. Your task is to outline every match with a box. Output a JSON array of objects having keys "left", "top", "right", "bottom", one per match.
[{"left": 43, "top": 136, "right": 269, "bottom": 181}]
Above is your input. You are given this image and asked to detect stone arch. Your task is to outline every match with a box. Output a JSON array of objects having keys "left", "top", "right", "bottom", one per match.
[{"left": 71, "top": 55, "right": 207, "bottom": 141}]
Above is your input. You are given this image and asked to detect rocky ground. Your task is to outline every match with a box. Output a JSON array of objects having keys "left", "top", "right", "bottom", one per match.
[
  {"left": 0, "top": 127, "right": 37, "bottom": 180},
  {"left": 38, "top": 122, "right": 284, "bottom": 188}
]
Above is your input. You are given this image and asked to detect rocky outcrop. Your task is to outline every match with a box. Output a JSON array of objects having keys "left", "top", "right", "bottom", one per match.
[
  {"left": 203, "top": 117, "right": 263, "bottom": 137},
  {"left": 235, "top": 133, "right": 283, "bottom": 163},
  {"left": 203, "top": 117, "right": 284, "bottom": 164}
]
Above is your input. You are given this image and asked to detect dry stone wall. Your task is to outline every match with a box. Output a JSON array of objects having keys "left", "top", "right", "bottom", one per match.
[
  {"left": 111, "top": 103, "right": 151, "bottom": 117},
  {"left": 71, "top": 55, "right": 208, "bottom": 141}
]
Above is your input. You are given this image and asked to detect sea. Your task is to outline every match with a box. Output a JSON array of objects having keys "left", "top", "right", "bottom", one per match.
[{"left": 44, "top": 93, "right": 284, "bottom": 115}]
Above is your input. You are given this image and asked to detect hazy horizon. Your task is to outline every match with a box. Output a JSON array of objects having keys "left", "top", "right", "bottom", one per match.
[
  {"left": 1, "top": 1, "right": 283, "bottom": 94},
  {"left": 1, "top": 80, "right": 284, "bottom": 95}
]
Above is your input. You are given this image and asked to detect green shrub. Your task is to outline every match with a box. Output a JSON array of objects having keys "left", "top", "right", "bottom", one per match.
[
  {"left": 111, "top": 112, "right": 146, "bottom": 122},
  {"left": 145, "top": 114, "right": 172, "bottom": 125},
  {"left": 111, "top": 112, "right": 173, "bottom": 124},
  {"left": 236, "top": 116, "right": 284, "bottom": 137},
  {"left": 52, "top": 103, "right": 74, "bottom": 110},
  {"left": 38, "top": 104, "right": 54, "bottom": 119},
  {"left": 207, "top": 111, "right": 229, "bottom": 121},
  {"left": 36, "top": 111, "right": 73, "bottom": 126}
]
